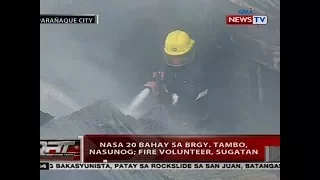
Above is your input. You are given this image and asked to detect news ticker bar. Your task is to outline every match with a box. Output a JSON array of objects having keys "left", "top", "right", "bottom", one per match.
[
  {"left": 40, "top": 135, "right": 280, "bottom": 163},
  {"left": 40, "top": 162, "right": 280, "bottom": 170},
  {"left": 40, "top": 14, "right": 99, "bottom": 24}
]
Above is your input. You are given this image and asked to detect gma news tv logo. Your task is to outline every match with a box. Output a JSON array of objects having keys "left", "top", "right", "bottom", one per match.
[
  {"left": 226, "top": 8, "right": 268, "bottom": 25},
  {"left": 40, "top": 140, "right": 81, "bottom": 161}
]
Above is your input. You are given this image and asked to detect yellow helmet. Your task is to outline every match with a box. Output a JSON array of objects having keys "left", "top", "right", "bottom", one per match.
[{"left": 163, "top": 30, "right": 195, "bottom": 67}]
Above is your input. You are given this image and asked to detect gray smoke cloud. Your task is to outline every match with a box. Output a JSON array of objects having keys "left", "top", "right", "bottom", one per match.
[
  {"left": 40, "top": 0, "right": 280, "bottom": 130},
  {"left": 40, "top": 1, "right": 279, "bottom": 180},
  {"left": 40, "top": 0, "right": 219, "bottom": 116},
  {"left": 40, "top": 24, "right": 127, "bottom": 116}
]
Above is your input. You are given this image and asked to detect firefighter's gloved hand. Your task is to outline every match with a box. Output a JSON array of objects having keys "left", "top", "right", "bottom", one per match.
[
  {"left": 171, "top": 93, "right": 179, "bottom": 106},
  {"left": 144, "top": 81, "right": 157, "bottom": 93}
]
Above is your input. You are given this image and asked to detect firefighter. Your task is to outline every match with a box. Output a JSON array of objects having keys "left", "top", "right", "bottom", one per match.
[{"left": 144, "top": 30, "right": 210, "bottom": 128}]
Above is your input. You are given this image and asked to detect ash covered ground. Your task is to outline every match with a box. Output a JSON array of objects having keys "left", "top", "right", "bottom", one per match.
[{"left": 40, "top": 0, "right": 280, "bottom": 179}]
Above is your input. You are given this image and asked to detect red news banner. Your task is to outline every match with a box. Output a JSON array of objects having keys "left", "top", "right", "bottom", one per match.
[{"left": 82, "top": 135, "right": 279, "bottom": 163}]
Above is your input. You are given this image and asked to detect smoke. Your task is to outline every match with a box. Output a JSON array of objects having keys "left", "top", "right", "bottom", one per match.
[
  {"left": 40, "top": 0, "right": 280, "bottom": 132},
  {"left": 40, "top": 1, "right": 279, "bottom": 179},
  {"left": 40, "top": 0, "right": 219, "bottom": 117},
  {"left": 40, "top": 78, "right": 81, "bottom": 116},
  {"left": 40, "top": 22, "right": 128, "bottom": 116}
]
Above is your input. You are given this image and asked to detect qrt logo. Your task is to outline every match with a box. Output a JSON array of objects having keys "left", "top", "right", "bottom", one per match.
[{"left": 40, "top": 139, "right": 81, "bottom": 161}]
